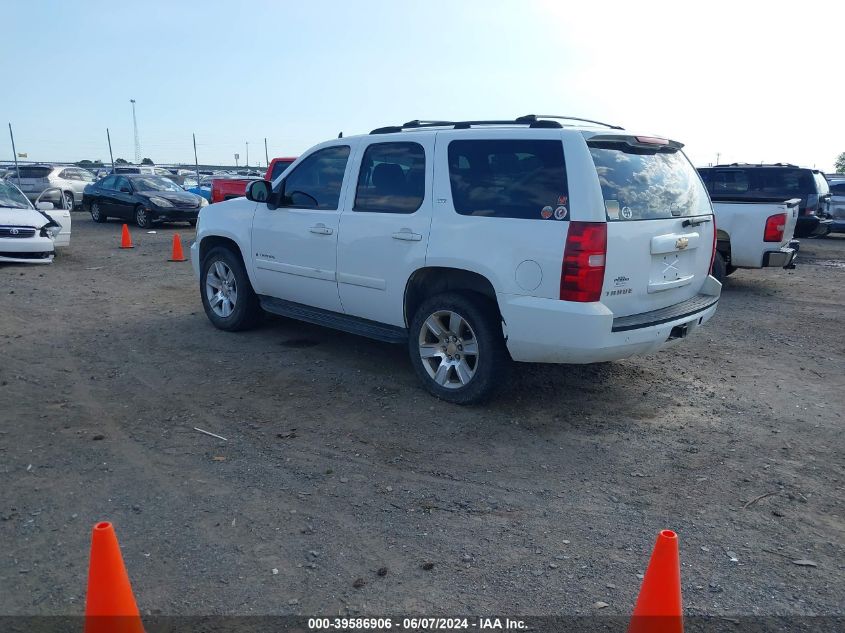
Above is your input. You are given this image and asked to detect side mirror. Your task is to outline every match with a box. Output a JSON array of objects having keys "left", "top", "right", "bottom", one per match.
[
  {"left": 120, "top": 186, "right": 131, "bottom": 193},
  {"left": 245, "top": 179, "right": 272, "bottom": 203},
  {"left": 36, "top": 201, "right": 55, "bottom": 210}
]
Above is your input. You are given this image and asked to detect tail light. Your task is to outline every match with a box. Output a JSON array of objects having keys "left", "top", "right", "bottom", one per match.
[
  {"left": 764, "top": 213, "right": 787, "bottom": 242},
  {"left": 709, "top": 215, "right": 717, "bottom": 274},
  {"left": 560, "top": 222, "right": 606, "bottom": 302}
]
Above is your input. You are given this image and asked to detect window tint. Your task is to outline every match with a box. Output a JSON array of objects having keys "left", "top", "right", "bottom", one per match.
[
  {"left": 589, "top": 140, "right": 710, "bottom": 220},
  {"left": 100, "top": 176, "right": 117, "bottom": 190},
  {"left": 280, "top": 145, "right": 350, "bottom": 210},
  {"left": 79, "top": 169, "right": 95, "bottom": 182},
  {"left": 699, "top": 168, "right": 815, "bottom": 200},
  {"left": 355, "top": 142, "right": 425, "bottom": 214},
  {"left": 448, "top": 140, "right": 568, "bottom": 219},
  {"left": 712, "top": 170, "right": 749, "bottom": 194},
  {"left": 270, "top": 160, "right": 295, "bottom": 181},
  {"left": 18, "top": 166, "right": 52, "bottom": 179},
  {"left": 114, "top": 177, "right": 131, "bottom": 191}
]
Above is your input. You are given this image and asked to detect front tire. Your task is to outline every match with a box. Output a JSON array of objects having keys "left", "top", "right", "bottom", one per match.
[
  {"left": 135, "top": 205, "right": 153, "bottom": 229},
  {"left": 408, "top": 292, "right": 508, "bottom": 404},
  {"left": 200, "top": 246, "right": 261, "bottom": 331}
]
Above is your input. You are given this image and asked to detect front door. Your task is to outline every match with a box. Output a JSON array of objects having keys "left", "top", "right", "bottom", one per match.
[
  {"left": 111, "top": 176, "right": 136, "bottom": 220},
  {"left": 250, "top": 143, "right": 355, "bottom": 312},
  {"left": 336, "top": 138, "right": 435, "bottom": 327}
]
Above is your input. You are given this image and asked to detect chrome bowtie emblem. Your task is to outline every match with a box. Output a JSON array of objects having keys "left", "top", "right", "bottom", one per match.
[{"left": 675, "top": 237, "right": 689, "bottom": 250}]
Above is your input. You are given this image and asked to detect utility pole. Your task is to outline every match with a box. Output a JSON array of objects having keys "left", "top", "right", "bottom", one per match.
[
  {"left": 264, "top": 137, "right": 269, "bottom": 166},
  {"left": 8, "top": 123, "right": 21, "bottom": 186},
  {"left": 715, "top": 152, "right": 721, "bottom": 165},
  {"left": 130, "top": 99, "right": 141, "bottom": 163},
  {"left": 106, "top": 128, "right": 115, "bottom": 170},
  {"left": 193, "top": 133, "right": 200, "bottom": 186}
]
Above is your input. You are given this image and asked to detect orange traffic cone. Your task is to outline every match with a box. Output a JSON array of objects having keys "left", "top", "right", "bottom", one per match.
[
  {"left": 119, "top": 224, "right": 134, "bottom": 249},
  {"left": 85, "top": 522, "right": 144, "bottom": 633},
  {"left": 168, "top": 233, "right": 188, "bottom": 262},
  {"left": 628, "top": 530, "right": 683, "bottom": 633}
]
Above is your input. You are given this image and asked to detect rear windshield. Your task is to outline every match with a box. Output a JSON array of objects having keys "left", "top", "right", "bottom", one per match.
[
  {"left": 17, "top": 166, "right": 53, "bottom": 179},
  {"left": 588, "top": 141, "right": 711, "bottom": 221},
  {"left": 699, "top": 167, "right": 817, "bottom": 199}
]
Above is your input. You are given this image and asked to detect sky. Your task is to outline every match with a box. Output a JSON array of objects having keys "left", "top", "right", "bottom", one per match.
[{"left": 2, "top": 0, "right": 843, "bottom": 170}]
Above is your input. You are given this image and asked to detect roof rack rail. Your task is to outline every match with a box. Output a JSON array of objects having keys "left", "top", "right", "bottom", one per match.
[
  {"left": 370, "top": 118, "right": 563, "bottom": 134},
  {"left": 516, "top": 114, "right": 624, "bottom": 130},
  {"left": 714, "top": 162, "right": 798, "bottom": 168}
]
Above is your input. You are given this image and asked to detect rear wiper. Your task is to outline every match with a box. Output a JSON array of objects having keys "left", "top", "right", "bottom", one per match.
[{"left": 682, "top": 216, "right": 712, "bottom": 227}]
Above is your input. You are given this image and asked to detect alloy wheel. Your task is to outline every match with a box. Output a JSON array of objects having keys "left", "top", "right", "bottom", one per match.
[
  {"left": 205, "top": 261, "right": 238, "bottom": 318},
  {"left": 417, "top": 310, "right": 479, "bottom": 389},
  {"left": 91, "top": 203, "right": 100, "bottom": 221}
]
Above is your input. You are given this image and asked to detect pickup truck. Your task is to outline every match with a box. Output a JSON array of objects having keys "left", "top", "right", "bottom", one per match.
[
  {"left": 211, "top": 157, "right": 296, "bottom": 203},
  {"left": 709, "top": 198, "right": 800, "bottom": 281}
]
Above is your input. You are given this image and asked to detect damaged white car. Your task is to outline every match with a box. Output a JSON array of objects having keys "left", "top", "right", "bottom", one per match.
[{"left": 0, "top": 180, "right": 70, "bottom": 264}]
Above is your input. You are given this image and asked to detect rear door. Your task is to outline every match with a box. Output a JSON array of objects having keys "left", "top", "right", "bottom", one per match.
[
  {"left": 336, "top": 138, "right": 434, "bottom": 326},
  {"left": 585, "top": 135, "right": 716, "bottom": 317}
]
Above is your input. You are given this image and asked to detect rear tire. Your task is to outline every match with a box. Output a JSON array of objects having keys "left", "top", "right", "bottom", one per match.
[
  {"left": 408, "top": 292, "right": 508, "bottom": 405},
  {"left": 200, "top": 246, "right": 261, "bottom": 331},
  {"left": 712, "top": 251, "right": 727, "bottom": 283},
  {"left": 90, "top": 201, "right": 107, "bottom": 223},
  {"left": 63, "top": 191, "right": 75, "bottom": 211}
]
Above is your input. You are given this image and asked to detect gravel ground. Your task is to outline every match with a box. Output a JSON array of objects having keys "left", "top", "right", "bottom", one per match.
[{"left": 1, "top": 215, "right": 843, "bottom": 617}]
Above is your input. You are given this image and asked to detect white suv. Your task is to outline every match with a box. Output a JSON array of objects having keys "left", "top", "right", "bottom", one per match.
[{"left": 191, "top": 116, "right": 721, "bottom": 403}]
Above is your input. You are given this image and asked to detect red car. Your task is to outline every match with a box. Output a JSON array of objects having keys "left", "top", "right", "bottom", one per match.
[{"left": 210, "top": 157, "right": 296, "bottom": 204}]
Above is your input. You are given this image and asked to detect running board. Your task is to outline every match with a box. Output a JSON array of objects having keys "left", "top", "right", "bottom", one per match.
[{"left": 258, "top": 296, "right": 408, "bottom": 344}]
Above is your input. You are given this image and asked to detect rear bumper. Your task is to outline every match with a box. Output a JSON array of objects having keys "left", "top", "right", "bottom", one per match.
[
  {"left": 762, "top": 246, "right": 797, "bottom": 268},
  {"left": 499, "top": 276, "right": 722, "bottom": 364}
]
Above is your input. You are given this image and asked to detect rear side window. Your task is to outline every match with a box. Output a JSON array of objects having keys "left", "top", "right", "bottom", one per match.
[
  {"left": 18, "top": 166, "right": 52, "bottom": 179},
  {"left": 448, "top": 139, "right": 568, "bottom": 220},
  {"left": 814, "top": 172, "right": 829, "bottom": 195},
  {"left": 700, "top": 168, "right": 815, "bottom": 200},
  {"left": 355, "top": 142, "right": 425, "bottom": 214},
  {"left": 589, "top": 141, "right": 710, "bottom": 220},
  {"left": 279, "top": 145, "right": 350, "bottom": 210}
]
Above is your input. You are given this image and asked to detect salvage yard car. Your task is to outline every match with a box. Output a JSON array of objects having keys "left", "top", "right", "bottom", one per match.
[
  {"left": 191, "top": 116, "right": 721, "bottom": 403},
  {"left": 698, "top": 164, "right": 832, "bottom": 238},
  {"left": 0, "top": 180, "right": 65, "bottom": 264},
  {"left": 12, "top": 163, "right": 95, "bottom": 210},
  {"left": 83, "top": 174, "right": 208, "bottom": 228}
]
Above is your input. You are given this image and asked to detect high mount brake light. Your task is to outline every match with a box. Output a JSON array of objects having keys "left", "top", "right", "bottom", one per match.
[
  {"left": 635, "top": 136, "right": 669, "bottom": 145},
  {"left": 560, "top": 222, "right": 607, "bottom": 302},
  {"left": 764, "top": 213, "right": 787, "bottom": 242}
]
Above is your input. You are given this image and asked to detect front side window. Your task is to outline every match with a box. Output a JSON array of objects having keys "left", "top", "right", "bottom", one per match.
[
  {"left": 114, "top": 177, "right": 131, "bottom": 192},
  {"left": 279, "top": 145, "right": 350, "bottom": 210},
  {"left": 100, "top": 176, "right": 117, "bottom": 190},
  {"left": 448, "top": 139, "right": 568, "bottom": 219},
  {"left": 355, "top": 142, "right": 425, "bottom": 214},
  {"left": 589, "top": 140, "right": 711, "bottom": 220}
]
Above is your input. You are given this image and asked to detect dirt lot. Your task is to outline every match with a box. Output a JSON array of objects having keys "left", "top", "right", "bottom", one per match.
[{"left": 1, "top": 214, "right": 843, "bottom": 617}]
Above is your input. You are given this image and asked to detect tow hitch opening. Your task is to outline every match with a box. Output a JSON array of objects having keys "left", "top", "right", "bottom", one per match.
[{"left": 668, "top": 324, "right": 689, "bottom": 341}]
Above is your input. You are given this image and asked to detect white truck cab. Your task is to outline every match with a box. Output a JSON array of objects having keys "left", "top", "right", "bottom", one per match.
[{"left": 191, "top": 116, "right": 721, "bottom": 403}]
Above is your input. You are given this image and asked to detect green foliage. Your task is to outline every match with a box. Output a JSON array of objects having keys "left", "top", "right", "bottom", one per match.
[
  {"left": 115, "top": 158, "right": 128, "bottom": 164},
  {"left": 141, "top": 157, "right": 154, "bottom": 165},
  {"left": 835, "top": 152, "right": 845, "bottom": 173}
]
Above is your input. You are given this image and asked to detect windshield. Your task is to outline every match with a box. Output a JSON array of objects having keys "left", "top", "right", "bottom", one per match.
[
  {"left": 588, "top": 140, "right": 711, "bottom": 220},
  {"left": 0, "top": 180, "right": 33, "bottom": 209},
  {"left": 131, "top": 176, "right": 183, "bottom": 192}
]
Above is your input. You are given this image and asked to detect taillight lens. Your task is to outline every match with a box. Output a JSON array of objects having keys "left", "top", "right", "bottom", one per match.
[
  {"left": 764, "top": 213, "right": 787, "bottom": 242},
  {"left": 560, "top": 222, "right": 607, "bottom": 302},
  {"left": 709, "top": 215, "right": 717, "bottom": 274}
]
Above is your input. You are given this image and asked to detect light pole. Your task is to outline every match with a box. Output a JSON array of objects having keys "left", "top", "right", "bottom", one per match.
[
  {"left": 245, "top": 141, "right": 249, "bottom": 168},
  {"left": 130, "top": 99, "right": 141, "bottom": 164}
]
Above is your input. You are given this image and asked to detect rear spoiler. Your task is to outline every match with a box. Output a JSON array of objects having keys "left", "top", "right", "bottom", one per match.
[{"left": 587, "top": 134, "right": 684, "bottom": 152}]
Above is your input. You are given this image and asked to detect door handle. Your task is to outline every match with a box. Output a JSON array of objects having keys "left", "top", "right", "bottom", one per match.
[
  {"left": 392, "top": 229, "right": 422, "bottom": 241},
  {"left": 309, "top": 224, "right": 333, "bottom": 235}
]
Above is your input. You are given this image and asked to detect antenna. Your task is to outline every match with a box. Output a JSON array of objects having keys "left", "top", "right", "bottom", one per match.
[{"left": 130, "top": 99, "right": 141, "bottom": 163}]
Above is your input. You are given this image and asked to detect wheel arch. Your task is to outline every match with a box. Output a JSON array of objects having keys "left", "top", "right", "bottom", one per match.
[
  {"left": 199, "top": 235, "right": 247, "bottom": 269},
  {"left": 403, "top": 267, "right": 500, "bottom": 328}
]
